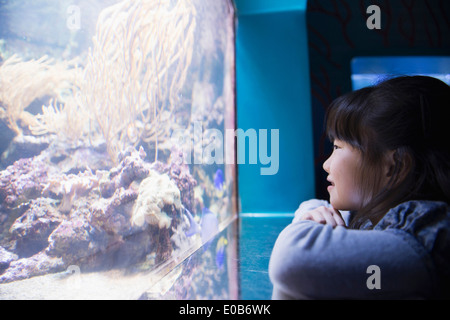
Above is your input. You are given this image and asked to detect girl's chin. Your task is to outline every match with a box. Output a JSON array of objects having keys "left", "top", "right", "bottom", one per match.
[
  {"left": 327, "top": 187, "right": 335, "bottom": 203},
  {"left": 328, "top": 192, "right": 345, "bottom": 211},
  {"left": 329, "top": 196, "right": 360, "bottom": 212}
]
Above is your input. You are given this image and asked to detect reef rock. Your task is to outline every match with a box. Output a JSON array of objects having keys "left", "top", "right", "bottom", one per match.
[
  {"left": 0, "top": 247, "right": 18, "bottom": 274},
  {"left": 166, "top": 147, "right": 197, "bottom": 213},
  {"left": 46, "top": 214, "right": 108, "bottom": 266},
  {"left": 0, "top": 157, "right": 49, "bottom": 208},
  {"left": 9, "top": 198, "right": 62, "bottom": 257},
  {"left": 131, "top": 171, "right": 182, "bottom": 229},
  {"left": 0, "top": 145, "right": 198, "bottom": 282},
  {"left": 99, "top": 146, "right": 150, "bottom": 198},
  {"left": 89, "top": 187, "right": 137, "bottom": 235},
  {"left": 0, "top": 251, "right": 63, "bottom": 284}
]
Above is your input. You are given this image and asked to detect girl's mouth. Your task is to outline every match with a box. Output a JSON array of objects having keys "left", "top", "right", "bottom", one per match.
[{"left": 327, "top": 178, "right": 335, "bottom": 191}]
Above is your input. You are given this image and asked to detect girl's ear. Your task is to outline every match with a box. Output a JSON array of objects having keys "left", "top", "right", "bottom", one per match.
[
  {"left": 384, "top": 150, "right": 396, "bottom": 178},
  {"left": 384, "top": 148, "right": 413, "bottom": 185}
]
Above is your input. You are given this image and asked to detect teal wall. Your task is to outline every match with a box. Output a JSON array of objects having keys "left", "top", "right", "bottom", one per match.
[{"left": 234, "top": 0, "right": 315, "bottom": 214}]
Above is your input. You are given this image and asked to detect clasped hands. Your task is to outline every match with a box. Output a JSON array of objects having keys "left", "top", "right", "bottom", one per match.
[{"left": 297, "top": 206, "right": 346, "bottom": 228}]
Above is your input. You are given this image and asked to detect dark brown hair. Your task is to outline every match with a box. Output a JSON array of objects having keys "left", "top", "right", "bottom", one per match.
[{"left": 326, "top": 76, "right": 450, "bottom": 229}]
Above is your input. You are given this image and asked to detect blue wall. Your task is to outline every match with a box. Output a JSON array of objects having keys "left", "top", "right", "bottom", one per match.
[{"left": 234, "top": 0, "right": 315, "bottom": 214}]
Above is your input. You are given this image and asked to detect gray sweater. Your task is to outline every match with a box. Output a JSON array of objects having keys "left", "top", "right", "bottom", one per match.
[{"left": 269, "top": 199, "right": 450, "bottom": 299}]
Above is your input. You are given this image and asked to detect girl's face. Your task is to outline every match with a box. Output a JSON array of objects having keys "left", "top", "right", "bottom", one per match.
[{"left": 323, "top": 139, "right": 364, "bottom": 211}]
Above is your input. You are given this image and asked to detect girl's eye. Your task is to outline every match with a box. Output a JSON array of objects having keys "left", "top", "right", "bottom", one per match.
[{"left": 333, "top": 144, "right": 340, "bottom": 150}]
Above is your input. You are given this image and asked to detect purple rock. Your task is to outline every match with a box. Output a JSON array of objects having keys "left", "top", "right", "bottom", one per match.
[
  {"left": 9, "top": 198, "right": 62, "bottom": 257},
  {"left": 0, "top": 251, "right": 64, "bottom": 284},
  {"left": 0, "top": 247, "right": 18, "bottom": 274}
]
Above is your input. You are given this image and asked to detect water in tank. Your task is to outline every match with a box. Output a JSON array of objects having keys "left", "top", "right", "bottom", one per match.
[
  {"left": 351, "top": 56, "right": 450, "bottom": 90},
  {"left": 0, "top": 0, "right": 237, "bottom": 299}
]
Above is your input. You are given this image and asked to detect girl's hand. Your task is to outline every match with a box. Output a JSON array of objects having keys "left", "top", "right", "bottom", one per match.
[{"left": 298, "top": 206, "right": 346, "bottom": 228}]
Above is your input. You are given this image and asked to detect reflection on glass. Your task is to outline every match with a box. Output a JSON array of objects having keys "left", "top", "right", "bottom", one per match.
[{"left": 0, "top": 0, "right": 236, "bottom": 299}]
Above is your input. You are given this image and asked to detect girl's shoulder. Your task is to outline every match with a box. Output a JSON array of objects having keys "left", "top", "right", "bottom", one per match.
[
  {"left": 374, "top": 200, "right": 450, "bottom": 254},
  {"left": 374, "top": 200, "right": 450, "bottom": 232},
  {"left": 374, "top": 200, "right": 450, "bottom": 297}
]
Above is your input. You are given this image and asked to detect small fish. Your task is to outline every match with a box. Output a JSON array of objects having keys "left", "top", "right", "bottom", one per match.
[
  {"left": 213, "top": 169, "right": 224, "bottom": 191},
  {"left": 216, "top": 236, "right": 228, "bottom": 269},
  {"left": 184, "top": 207, "right": 200, "bottom": 237},
  {"left": 201, "top": 207, "right": 219, "bottom": 250}
]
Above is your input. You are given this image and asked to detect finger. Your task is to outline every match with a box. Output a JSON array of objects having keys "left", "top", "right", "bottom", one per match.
[
  {"left": 316, "top": 206, "right": 344, "bottom": 228},
  {"left": 299, "top": 210, "right": 323, "bottom": 224},
  {"left": 321, "top": 208, "right": 337, "bottom": 227},
  {"left": 331, "top": 208, "right": 346, "bottom": 227},
  {"left": 309, "top": 212, "right": 325, "bottom": 224},
  {"left": 298, "top": 211, "right": 312, "bottom": 221},
  {"left": 313, "top": 206, "right": 338, "bottom": 226},
  {"left": 316, "top": 212, "right": 327, "bottom": 225},
  {"left": 299, "top": 207, "right": 339, "bottom": 226}
]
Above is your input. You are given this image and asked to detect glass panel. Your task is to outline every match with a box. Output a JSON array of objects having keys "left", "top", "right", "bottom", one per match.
[
  {"left": 0, "top": 0, "right": 236, "bottom": 299},
  {"left": 351, "top": 56, "right": 450, "bottom": 90}
]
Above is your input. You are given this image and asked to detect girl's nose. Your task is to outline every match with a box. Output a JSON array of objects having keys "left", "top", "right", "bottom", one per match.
[{"left": 323, "top": 156, "right": 331, "bottom": 174}]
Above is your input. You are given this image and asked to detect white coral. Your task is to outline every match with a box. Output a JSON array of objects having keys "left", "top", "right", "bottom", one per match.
[
  {"left": 131, "top": 171, "right": 181, "bottom": 229},
  {"left": 42, "top": 169, "right": 99, "bottom": 213}
]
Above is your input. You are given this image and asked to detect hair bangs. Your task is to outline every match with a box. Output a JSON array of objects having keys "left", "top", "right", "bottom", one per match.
[{"left": 325, "top": 88, "right": 374, "bottom": 151}]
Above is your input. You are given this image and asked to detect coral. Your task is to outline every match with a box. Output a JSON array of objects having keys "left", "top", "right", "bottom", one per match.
[
  {"left": 1, "top": 0, "right": 198, "bottom": 163},
  {"left": 42, "top": 168, "right": 100, "bottom": 213},
  {"left": 79, "top": 0, "right": 197, "bottom": 161},
  {"left": 0, "top": 54, "right": 80, "bottom": 135},
  {"left": 30, "top": 95, "right": 90, "bottom": 144},
  {"left": 131, "top": 170, "right": 182, "bottom": 229}
]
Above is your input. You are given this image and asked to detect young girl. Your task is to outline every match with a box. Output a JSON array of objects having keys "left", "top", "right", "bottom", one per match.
[{"left": 269, "top": 76, "right": 450, "bottom": 299}]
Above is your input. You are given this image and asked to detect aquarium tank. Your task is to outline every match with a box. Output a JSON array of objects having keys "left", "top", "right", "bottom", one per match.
[
  {"left": 351, "top": 56, "right": 450, "bottom": 90},
  {"left": 0, "top": 0, "right": 237, "bottom": 299}
]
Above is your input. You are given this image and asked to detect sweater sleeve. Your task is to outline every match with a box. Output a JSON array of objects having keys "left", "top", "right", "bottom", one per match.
[{"left": 269, "top": 220, "right": 435, "bottom": 299}]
